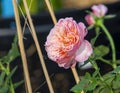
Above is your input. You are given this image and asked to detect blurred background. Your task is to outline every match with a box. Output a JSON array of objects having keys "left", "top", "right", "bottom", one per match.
[
  {"left": 0, "top": 0, "right": 120, "bottom": 93},
  {"left": 0, "top": 0, "right": 120, "bottom": 18}
]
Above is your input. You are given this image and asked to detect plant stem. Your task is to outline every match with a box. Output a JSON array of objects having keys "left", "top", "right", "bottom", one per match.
[
  {"left": 7, "top": 64, "right": 15, "bottom": 93},
  {"left": 90, "top": 61, "right": 113, "bottom": 93},
  {"left": 100, "top": 23, "right": 116, "bottom": 69},
  {"left": 95, "top": 26, "right": 100, "bottom": 35},
  {"left": 98, "top": 58, "right": 112, "bottom": 66},
  {"left": 0, "top": 62, "right": 15, "bottom": 93},
  {"left": 10, "top": 79, "right": 15, "bottom": 93}
]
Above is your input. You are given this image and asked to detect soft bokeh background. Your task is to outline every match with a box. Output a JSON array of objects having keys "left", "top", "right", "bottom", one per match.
[
  {"left": 0, "top": 0, "right": 120, "bottom": 18},
  {"left": 62, "top": 0, "right": 120, "bottom": 9},
  {"left": 0, "top": 0, "right": 120, "bottom": 93}
]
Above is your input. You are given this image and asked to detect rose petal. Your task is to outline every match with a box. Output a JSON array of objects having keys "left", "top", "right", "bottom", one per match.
[
  {"left": 78, "top": 22, "right": 88, "bottom": 40},
  {"left": 58, "top": 59, "right": 76, "bottom": 69},
  {"left": 75, "top": 40, "right": 93, "bottom": 62},
  {"left": 98, "top": 4, "right": 108, "bottom": 16},
  {"left": 92, "top": 4, "right": 108, "bottom": 17}
]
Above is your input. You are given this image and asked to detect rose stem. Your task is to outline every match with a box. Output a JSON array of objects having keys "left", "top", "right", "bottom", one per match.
[
  {"left": 100, "top": 23, "right": 117, "bottom": 69},
  {"left": 22, "top": 0, "right": 54, "bottom": 93},
  {"left": 12, "top": 0, "right": 32, "bottom": 93},
  {"left": 44, "top": 0, "right": 81, "bottom": 85}
]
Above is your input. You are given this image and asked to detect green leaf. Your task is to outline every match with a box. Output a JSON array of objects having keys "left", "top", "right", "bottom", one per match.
[
  {"left": 92, "top": 69, "right": 100, "bottom": 78},
  {"left": 103, "top": 73, "right": 115, "bottom": 85},
  {"left": 116, "top": 60, "right": 120, "bottom": 64},
  {"left": 114, "top": 89, "right": 120, "bottom": 93},
  {"left": 94, "top": 45, "right": 109, "bottom": 59},
  {"left": 5, "top": 66, "right": 17, "bottom": 84},
  {"left": 0, "top": 71, "right": 6, "bottom": 86},
  {"left": 112, "top": 67, "right": 120, "bottom": 73},
  {"left": 70, "top": 80, "right": 86, "bottom": 93},
  {"left": 1, "top": 34, "right": 19, "bottom": 63},
  {"left": 14, "top": 80, "right": 24, "bottom": 89},
  {"left": 91, "top": 31, "right": 100, "bottom": 46},
  {"left": 0, "top": 84, "right": 9, "bottom": 93},
  {"left": 85, "top": 78, "right": 97, "bottom": 91},
  {"left": 8, "top": 34, "right": 19, "bottom": 59},
  {"left": 7, "top": 34, "right": 20, "bottom": 63},
  {"left": 70, "top": 73, "right": 91, "bottom": 92},
  {"left": 87, "top": 25, "right": 94, "bottom": 30},
  {"left": 112, "top": 74, "right": 120, "bottom": 90},
  {"left": 93, "top": 86, "right": 103, "bottom": 93},
  {"left": 94, "top": 86, "right": 110, "bottom": 93},
  {"left": 104, "top": 14, "right": 116, "bottom": 19}
]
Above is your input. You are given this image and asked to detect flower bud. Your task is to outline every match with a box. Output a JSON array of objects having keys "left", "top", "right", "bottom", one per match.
[
  {"left": 91, "top": 4, "right": 108, "bottom": 17},
  {"left": 85, "top": 14, "right": 95, "bottom": 25}
]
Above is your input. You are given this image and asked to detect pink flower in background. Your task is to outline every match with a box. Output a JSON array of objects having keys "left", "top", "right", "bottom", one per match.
[
  {"left": 85, "top": 14, "right": 95, "bottom": 25},
  {"left": 45, "top": 18, "right": 93, "bottom": 69},
  {"left": 91, "top": 4, "right": 108, "bottom": 17},
  {"left": 85, "top": 4, "right": 108, "bottom": 25}
]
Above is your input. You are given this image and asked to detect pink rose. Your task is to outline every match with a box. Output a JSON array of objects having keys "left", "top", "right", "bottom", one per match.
[
  {"left": 45, "top": 17, "right": 93, "bottom": 69},
  {"left": 85, "top": 14, "right": 95, "bottom": 25},
  {"left": 91, "top": 4, "right": 108, "bottom": 17}
]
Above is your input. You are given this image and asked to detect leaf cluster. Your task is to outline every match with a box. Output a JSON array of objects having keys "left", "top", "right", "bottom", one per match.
[{"left": 0, "top": 35, "right": 23, "bottom": 93}]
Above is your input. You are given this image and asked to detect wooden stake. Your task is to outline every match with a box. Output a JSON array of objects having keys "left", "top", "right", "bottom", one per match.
[
  {"left": 22, "top": 0, "right": 54, "bottom": 93},
  {"left": 12, "top": 0, "right": 32, "bottom": 93},
  {"left": 44, "top": 0, "right": 57, "bottom": 24},
  {"left": 71, "top": 67, "right": 80, "bottom": 83}
]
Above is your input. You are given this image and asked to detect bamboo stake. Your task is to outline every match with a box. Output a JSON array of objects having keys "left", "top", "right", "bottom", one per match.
[
  {"left": 12, "top": 0, "right": 32, "bottom": 93},
  {"left": 44, "top": 0, "right": 57, "bottom": 24},
  {"left": 22, "top": 0, "right": 54, "bottom": 93},
  {"left": 44, "top": 0, "right": 80, "bottom": 83},
  {"left": 71, "top": 67, "right": 80, "bottom": 83}
]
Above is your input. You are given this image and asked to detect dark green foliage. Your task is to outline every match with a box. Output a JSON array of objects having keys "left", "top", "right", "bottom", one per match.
[{"left": 0, "top": 34, "right": 23, "bottom": 93}]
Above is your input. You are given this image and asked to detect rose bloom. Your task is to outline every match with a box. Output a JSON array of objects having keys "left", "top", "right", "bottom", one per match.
[
  {"left": 91, "top": 4, "right": 108, "bottom": 17},
  {"left": 85, "top": 14, "right": 95, "bottom": 25},
  {"left": 45, "top": 18, "right": 93, "bottom": 69}
]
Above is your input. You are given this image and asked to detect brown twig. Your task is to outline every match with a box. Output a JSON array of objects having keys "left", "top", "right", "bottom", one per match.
[
  {"left": 22, "top": 0, "right": 54, "bottom": 93},
  {"left": 12, "top": 0, "right": 32, "bottom": 93}
]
